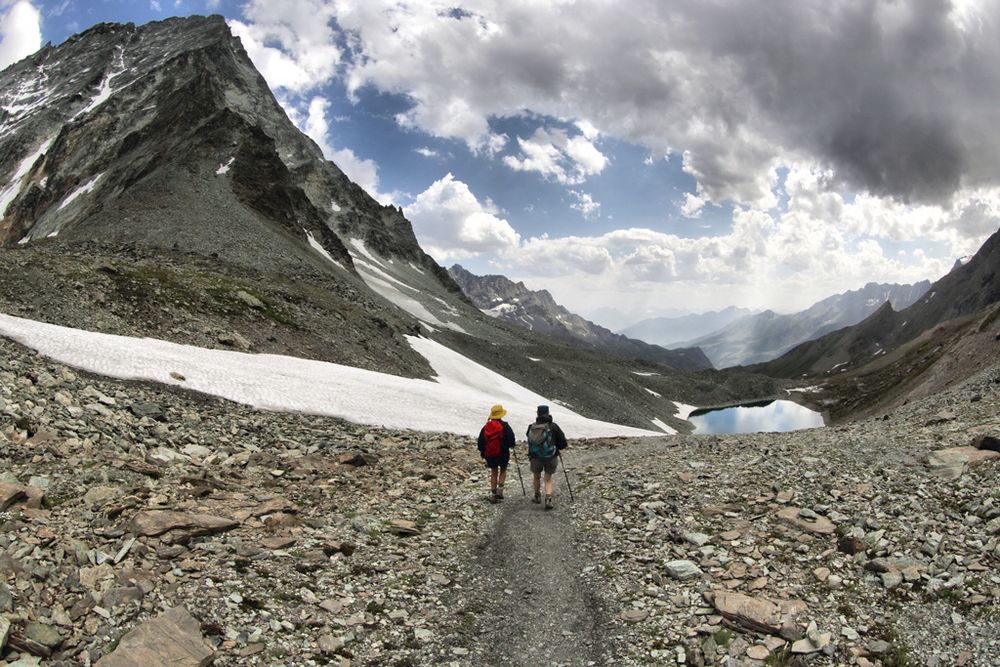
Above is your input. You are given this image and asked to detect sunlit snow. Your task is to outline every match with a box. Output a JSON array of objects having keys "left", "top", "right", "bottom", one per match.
[
  {"left": 331, "top": 200, "right": 341, "bottom": 212},
  {"left": 216, "top": 158, "right": 235, "bottom": 175},
  {"left": 673, "top": 401, "right": 698, "bottom": 420},
  {"left": 650, "top": 417, "right": 677, "bottom": 434},
  {"left": 644, "top": 387, "right": 662, "bottom": 398},
  {"left": 0, "top": 313, "right": 660, "bottom": 439}
]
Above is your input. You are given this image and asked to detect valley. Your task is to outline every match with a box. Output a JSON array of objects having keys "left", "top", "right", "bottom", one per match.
[{"left": 0, "top": 9, "right": 998, "bottom": 667}]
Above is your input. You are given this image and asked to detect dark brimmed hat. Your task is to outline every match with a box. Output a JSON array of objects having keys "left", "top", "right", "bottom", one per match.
[{"left": 536, "top": 405, "right": 550, "bottom": 416}]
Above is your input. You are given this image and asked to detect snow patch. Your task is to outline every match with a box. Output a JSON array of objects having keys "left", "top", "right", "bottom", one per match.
[
  {"left": 408, "top": 262, "right": 425, "bottom": 275},
  {"left": 631, "top": 371, "right": 660, "bottom": 377},
  {"left": 0, "top": 135, "right": 56, "bottom": 219},
  {"left": 304, "top": 230, "right": 345, "bottom": 270},
  {"left": 673, "top": 402, "right": 698, "bottom": 420},
  {"left": 331, "top": 200, "right": 341, "bottom": 212},
  {"left": 0, "top": 313, "right": 660, "bottom": 438},
  {"left": 643, "top": 387, "right": 662, "bottom": 398},
  {"left": 76, "top": 46, "right": 127, "bottom": 117},
  {"left": 785, "top": 386, "right": 822, "bottom": 394},
  {"left": 58, "top": 172, "right": 104, "bottom": 210},
  {"left": 216, "top": 158, "right": 235, "bottom": 175},
  {"left": 527, "top": 357, "right": 541, "bottom": 362},
  {"left": 349, "top": 238, "right": 388, "bottom": 267},
  {"left": 650, "top": 418, "right": 677, "bottom": 435}
]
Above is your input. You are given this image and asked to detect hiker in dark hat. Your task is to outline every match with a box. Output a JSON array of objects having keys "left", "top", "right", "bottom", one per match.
[
  {"left": 526, "top": 405, "right": 567, "bottom": 509},
  {"left": 478, "top": 404, "right": 516, "bottom": 503}
]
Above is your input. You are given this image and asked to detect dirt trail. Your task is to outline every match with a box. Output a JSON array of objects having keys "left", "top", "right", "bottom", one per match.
[{"left": 462, "top": 450, "right": 624, "bottom": 666}]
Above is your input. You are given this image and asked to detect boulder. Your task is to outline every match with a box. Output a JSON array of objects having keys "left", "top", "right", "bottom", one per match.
[
  {"left": 0, "top": 482, "right": 27, "bottom": 511},
  {"left": 0, "top": 616, "right": 10, "bottom": 652},
  {"left": 970, "top": 434, "right": 1000, "bottom": 452},
  {"left": 95, "top": 607, "right": 214, "bottom": 667},
  {"left": 926, "top": 446, "right": 1000, "bottom": 480},
  {"left": 386, "top": 519, "right": 421, "bottom": 536},
  {"left": 130, "top": 510, "right": 238, "bottom": 543},
  {"left": 665, "top": 560, "right": 703, "bottom": 580},
  {"left": 707, "top": 591, "right": 807, "bottom": 635},
  {"left": 776, "top": 507, "right": 836, "bottom": 534}
]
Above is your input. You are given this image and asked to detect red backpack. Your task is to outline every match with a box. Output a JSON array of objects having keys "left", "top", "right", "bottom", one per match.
[{"left": 482, "top": 420, "right": 503, "bottom": 457}]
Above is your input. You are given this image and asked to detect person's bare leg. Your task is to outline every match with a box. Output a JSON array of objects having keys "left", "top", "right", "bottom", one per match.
[
  {"left": 544, "top": 472, "right": 554, "bottom": 496},
  {"left": 496, "top": 468, "right": 507, "bottom": 499},
  {"left": 489, "top": 468, "right": 499, "bottom": 501},
  {"left": 532, "top": 471, "right": 541, "bottom": 502}
]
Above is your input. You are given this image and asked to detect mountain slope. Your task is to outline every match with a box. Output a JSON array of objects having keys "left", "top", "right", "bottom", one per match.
[
  {"left": 683, "top": 281, "right": 930, "bottom": 368},
  {"left": 448, "top": 264, "right": 712, "bottom": 370},
  {"left": 620, "top": 306, "right": 752, "bottom": 347},
  {"left": 0, "top": 16, "right": 782, "bottom": 434},
  {"left": 758, "top": 227, "right": 1000, "bottom": 380}
]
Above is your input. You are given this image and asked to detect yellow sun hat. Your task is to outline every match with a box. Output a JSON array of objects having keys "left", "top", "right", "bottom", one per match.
[{"left": 489, "top": 404, "right": 507, "bottom": 420}]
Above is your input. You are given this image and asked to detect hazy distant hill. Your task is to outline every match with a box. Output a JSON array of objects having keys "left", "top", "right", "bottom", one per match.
[
  {"left": 621, "top": 306, "right": 753, "bottom": 347},
  {"left": 683, "top": 282, "right": 931, "bottom": 368}
]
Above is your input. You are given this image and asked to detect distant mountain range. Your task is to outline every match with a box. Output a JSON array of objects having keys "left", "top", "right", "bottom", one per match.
[
  {"left": 755, "top": 227, "right": 1000, "bottom": 421},
  {"left": 675, "top": 282, "right": 931, "bottom": 368},
  {"left": 620, "top": 306, "right": 754, "bottom": 347},
  {"left": 447, "top": 265, "right": 712, "bottom": 370}
]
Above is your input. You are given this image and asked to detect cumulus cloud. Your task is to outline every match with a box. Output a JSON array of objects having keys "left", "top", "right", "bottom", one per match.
[
  {"left": 569, "top": 190, "right": 601, "bottom": 218},
  {"left": 503, "top": 126, "right": 607, "bottom": 185},
  {"left": 228, "top": 0, "right": 340, "bottom": 93},
  {"left": 329, "top": 0, "right": 1000, "bottom": 209},
  {"left": 0, "top": 1, "right": 42, "bottom": 70},
  {"left": 303, "top": 96, "right": 335, "bottom": 158},
  {"left": 680, "top": 193, "right": 705, "bottom": 219},
  {"left": 405, "top": 174, "right": 521, "bottom": 261},
  {"left": 415, "top": 147, "right": 439, "bottom": 158}
]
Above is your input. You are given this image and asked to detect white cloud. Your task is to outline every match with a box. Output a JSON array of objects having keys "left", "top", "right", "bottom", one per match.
[
  {"left": 303, "top": 96, "right": 334, "bottom": 158},
  {"left": 150, "top": 0, "right": 161, "bottom": 12},
  {"left": 227, "top": 0, "right": 340, "bottom": 94},
  {"left": 405, "top": 174, "right": 520, "bottom": 261},
  {"left": 0, "top": 1, "right": 41, "bottom": 70},
  {"left": 415, "top": 147, "right": 439, "bottom": 158},
  {"left": 569, "top": 190, "right": 600, "bottom": 218},
  {"left": 680, "top": 193, "right": 705, "bottom": 219},
  {"left": 503, "top": 126, "right": 607, "bottom": 185},
  {"left": 330, "top": 147, "right": 398, "bottom": 206},
  {"left": 206, "top": 0, "right": 221, "bottom": 8}
]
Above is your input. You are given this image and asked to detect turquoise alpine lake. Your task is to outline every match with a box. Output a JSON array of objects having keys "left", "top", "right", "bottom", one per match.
[{"left": 688, "top": 400, "right": 824, "bottom": 434}]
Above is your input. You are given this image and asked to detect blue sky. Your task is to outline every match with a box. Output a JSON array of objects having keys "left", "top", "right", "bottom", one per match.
[{"left": 3, "top": 0, "right": 999, "bottom": 327}]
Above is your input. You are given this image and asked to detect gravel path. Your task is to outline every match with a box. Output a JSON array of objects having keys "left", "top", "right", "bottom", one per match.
[{"left": 465, "top": 453, "right": 615, "bottom": 666}]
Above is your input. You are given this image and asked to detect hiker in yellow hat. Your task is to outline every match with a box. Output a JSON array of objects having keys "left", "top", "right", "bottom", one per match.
[{"left": 477, "top": 404, "right": 516, "bottom": 503}]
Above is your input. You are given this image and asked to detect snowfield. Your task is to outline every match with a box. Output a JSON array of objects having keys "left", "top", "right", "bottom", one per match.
[{"left": 0, "top": 313, "right": 663, "bottom": 439}]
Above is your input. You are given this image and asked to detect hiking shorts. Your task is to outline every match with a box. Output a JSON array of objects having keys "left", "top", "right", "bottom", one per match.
[
  {"left": 530, "top": 456, "right": 558, "bottom": 475},
  {"left": 483, "top": 454, "right": 509, "bottom": 469}
]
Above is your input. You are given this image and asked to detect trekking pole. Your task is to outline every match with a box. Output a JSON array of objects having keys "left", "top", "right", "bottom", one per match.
[
  {"left": 557, "top": 450, "right": 574, "bottom": 501},
  {"left": 512, "top": 447, "right": 526, "bottom": 496}
]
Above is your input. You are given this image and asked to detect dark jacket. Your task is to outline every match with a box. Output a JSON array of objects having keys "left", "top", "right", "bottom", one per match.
[
  {"left": 478, "top": 419, "right": 515, "bottom": 456},
  {"left": 525, "top": 414, "right": 567, "bottom": 459}
]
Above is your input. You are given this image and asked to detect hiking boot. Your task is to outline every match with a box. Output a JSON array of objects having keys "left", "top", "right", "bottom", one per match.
[
  {"left": 544, "top": 495, "right": 554, "bottom": 510},
  {"left": 532, "top": 491, "right": 541, "bottom": 504},
  {"left": 489, "top": 489, "right": 499, "bottom": 504},
  {"left": 496, "top": 485, "right": 504, "bottom": 500}
]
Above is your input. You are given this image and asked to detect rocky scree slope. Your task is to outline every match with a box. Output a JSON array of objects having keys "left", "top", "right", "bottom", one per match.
[
  {"left": 3, "top": 324, "right": 998, "bottom": 666},
  {"left": 680, "top": 281, "right": 930, "bottom": 369},
  {"left": 448, "top": 264, "right": 711, "bottom": 370}
]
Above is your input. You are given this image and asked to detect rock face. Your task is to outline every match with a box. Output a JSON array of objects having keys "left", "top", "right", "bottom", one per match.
[
  {"left": 95, "top": 607, "right": 214, "bottom": 667},
  {"left": 129, "top": 510, "right": 239, "bottom": 542},
  {"left": 447, "top": 265, "right": 711, "bottom": 370}
]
